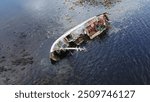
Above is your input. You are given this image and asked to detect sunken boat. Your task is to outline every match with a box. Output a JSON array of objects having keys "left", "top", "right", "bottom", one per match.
[{"left": 50, "top": 13, "right": 110, "bottom": 63}]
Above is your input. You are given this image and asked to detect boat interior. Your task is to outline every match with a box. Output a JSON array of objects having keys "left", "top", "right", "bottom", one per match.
[{"left": 85, "top": 17, "right": 106, "bottom": 39}]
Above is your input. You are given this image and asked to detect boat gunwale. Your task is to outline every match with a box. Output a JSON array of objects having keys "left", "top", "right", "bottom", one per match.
[{"left": 50, "top": 16, "right": 97, "bottom": 53}]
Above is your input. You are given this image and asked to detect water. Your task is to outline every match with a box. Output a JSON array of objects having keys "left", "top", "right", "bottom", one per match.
[{"left": 0, "top": 0, "right": 150, "bottom": 84}]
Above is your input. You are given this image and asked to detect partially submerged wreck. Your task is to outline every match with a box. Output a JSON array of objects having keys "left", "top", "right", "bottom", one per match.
[{"left": 50, "top": 13, "right": 110, "bottom": 63}]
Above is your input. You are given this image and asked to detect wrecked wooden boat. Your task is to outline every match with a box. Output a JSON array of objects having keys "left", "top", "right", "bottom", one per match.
[{"left": 50, "top": 13, "right": 110, "bottom": 63}]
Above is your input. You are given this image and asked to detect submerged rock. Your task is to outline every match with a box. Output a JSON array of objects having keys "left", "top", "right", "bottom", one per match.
[
  {"left": 74, "top": 0, "right": 121, "bottom": 7},
  {"left": 11, "top": 57, "right": 33, "bottom": 66}
]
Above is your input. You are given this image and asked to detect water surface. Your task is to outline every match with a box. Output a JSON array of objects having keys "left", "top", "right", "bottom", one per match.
[{"left": 0, "top": 0, "right": 150, "bottom": 84}]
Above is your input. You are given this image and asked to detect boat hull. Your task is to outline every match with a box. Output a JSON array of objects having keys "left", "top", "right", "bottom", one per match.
[{"left": 50, "top": 13, "right": 110, "bottom": 63}]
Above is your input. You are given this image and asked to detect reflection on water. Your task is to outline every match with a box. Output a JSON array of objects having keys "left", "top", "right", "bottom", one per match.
[{"left": 0, "top": 0, "right": 150, "bottom": 84}]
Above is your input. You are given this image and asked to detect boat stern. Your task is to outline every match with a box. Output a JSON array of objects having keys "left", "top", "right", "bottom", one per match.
[{"left": 49, "top": 52, "right": 60, "bottom": 64}]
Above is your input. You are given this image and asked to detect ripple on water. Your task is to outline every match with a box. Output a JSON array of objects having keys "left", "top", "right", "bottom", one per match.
[{"left": 1, "top": 0, "right": 150, "bottom": 84}]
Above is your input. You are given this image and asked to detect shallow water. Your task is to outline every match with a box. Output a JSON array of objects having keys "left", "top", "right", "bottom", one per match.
[{"left": 0, "top": 0, "right": 150, "bottom": 84}]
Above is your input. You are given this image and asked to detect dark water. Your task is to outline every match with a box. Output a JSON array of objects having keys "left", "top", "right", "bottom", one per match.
[{"left": 0, "top": 0, "right": 150, "bottom": 84}]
